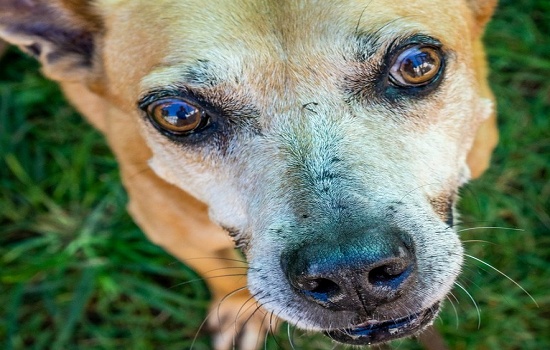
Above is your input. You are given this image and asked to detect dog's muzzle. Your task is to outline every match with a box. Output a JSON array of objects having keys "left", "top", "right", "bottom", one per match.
[{"left": 281, "top": 226, "right": 438, "bottom": 345}]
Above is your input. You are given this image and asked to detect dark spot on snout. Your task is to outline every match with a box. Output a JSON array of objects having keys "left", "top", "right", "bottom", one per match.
[
  {"left": 316, "top": 169, "right": 338, "bottom": 181},
  {"left": 302, "top": 102, "right": 319, "bottom": 113}
]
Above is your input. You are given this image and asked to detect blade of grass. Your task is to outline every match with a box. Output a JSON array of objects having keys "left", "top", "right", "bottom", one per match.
[
  {"left": 52, "top": 266, "right": 97, "bottom": 349},
  {"left": 3, "top": 283, "right": 24, "bottom": 350}
]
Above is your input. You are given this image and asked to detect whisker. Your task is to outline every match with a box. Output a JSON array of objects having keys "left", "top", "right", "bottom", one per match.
[
  {"left": 266, "top": 328, "right": 270, "bottom": 350},
  {"left": 256, "top": 310, "right": 269, "bottom": 350},
  {"left": 460, "top": 182, "right": 506, "bottom": 219},
  {"left": 268, "top": 311, "right": 281, "bottom": 341},
  {"left": 263, "top": 311, "right": 272, "bottom": 350},
  {"left": 397, "top": 182, "right": 444, "bottom": 204},
  {"left": 203, "top": 266, "right": 249, "bottom": 275},
  {"left": 457, "top": 226, "right": 524, "bottom": 233},
  {"left": 461, "top": 239, "right": 497, "bottom": 245},
  {"left": 459, "top": 265, "right": 487, "bottom": 290},
  {"left": 268, "top": 311, "right": 276, "bottom": 334},
  {"left": 170, "top": 273, "right": 247, "bottom": 288},
  {"left": 464, "top": 253, "right": 538, "bottom": 306},
  {"left": 230, "top": 295, "right": 261, "bottom": 350},
  {"left": 236, "top": 303, "right": 269, "bottom": 349},
  {"left": 454, "top": 281, "right": 481, "bottom": 329},
  {"left": 354, "top": 0, "right": 373, "bottom": 35},
  {"left": 324, "top": 325, "right": 338, "bottom": 343},
  {"left": 447, "top": 290, "right": 460, "bottom": 305},
  {"left": 235, "top": 293, "right": 260, "bottom": 321},
  {"left": 447, "top": 220, "right": 492, "bottom": 228},
  {"left": 232, "top": 294, "right": 284, "bottom": 349},
  {"left": 265, "top": 310, "right": 284, "bottom": 350},
  {"left": 395, "top": 341, "right": 404, "bottom": 350},
  {"left": 189, "top": 311, "right": 212, "bottom": 350},
  {"left": 183, "top": 256, "right": 248, "bottom": 264},
  {"left": 445, "top": 293, "right": 460, "bottom": 329},
  {"left": 189, "top": 286, "right": 247, "bottom": 350},
  {"left": 264, "top": 322, "right": 269, "bottom": 350},
  {"left": 215, "top": 286, "right": 249, "bottom": 327},
  {"left": 287, "top": 323, "right": 297, "bottom": 350}
]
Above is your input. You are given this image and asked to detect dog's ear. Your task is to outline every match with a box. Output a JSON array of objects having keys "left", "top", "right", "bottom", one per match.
[
  {"left": 0, "top": 0, "right": 102, "bottom": 83},
  {"left": 465, "top": 0, "right": 498, "bottom": 179},
  {"left": 466, "top": 0, "right": 498, "bottom": 36}
]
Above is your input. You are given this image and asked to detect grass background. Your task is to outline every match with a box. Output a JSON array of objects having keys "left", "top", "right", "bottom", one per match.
[{"left": 0, "top": 0, "right": 548, "bottom": 349}]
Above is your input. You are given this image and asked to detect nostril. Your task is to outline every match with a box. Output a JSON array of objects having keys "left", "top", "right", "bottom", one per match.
[
  {"left": 295, "top": 277, "right": 342, "bottom": 305},
  {"left": 308, "top": 278, "right": 340, "bottom": 295},
  {"left": 368, "top": 262, "right": 413, "bottom": 289},
  {"left": 297, "top": 276, "right": 340, "bottom": 293}
]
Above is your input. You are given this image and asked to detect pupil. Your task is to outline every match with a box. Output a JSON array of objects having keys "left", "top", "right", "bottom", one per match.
[
  {"left": 402, "top": 49, "right": 436, "bottom": 79},
  {"left": 161, "top": 102, "right": 199, "bottom": 127}
]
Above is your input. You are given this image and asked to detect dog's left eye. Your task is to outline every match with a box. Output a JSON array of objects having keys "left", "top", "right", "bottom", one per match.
[
  {"left": 389, "top": 45, "right": 443, "bottom": 87},
  {"left": 146, "top": 98, "right": 208, "bottom": 134}
]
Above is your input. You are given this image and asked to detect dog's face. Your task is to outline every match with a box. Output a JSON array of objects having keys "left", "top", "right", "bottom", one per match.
[
  {"left": 1, "top": 0, "right": 496, "bottom": 345},
  {"left": 111, "top": 0, "right": 493, "bottom": 343}
]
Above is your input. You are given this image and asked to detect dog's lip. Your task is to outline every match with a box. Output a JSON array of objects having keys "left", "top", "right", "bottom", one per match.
[{"left": 324, "top": 302, "right": 440, "bottom": 345}]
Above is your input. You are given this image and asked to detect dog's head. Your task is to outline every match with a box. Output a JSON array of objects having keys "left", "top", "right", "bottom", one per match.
[{"left": 0, "top": 0, "right": 498, "bottom": 345}]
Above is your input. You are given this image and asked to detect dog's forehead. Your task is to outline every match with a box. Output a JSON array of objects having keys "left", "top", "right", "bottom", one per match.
[{"left": 101, "top": 0, "right": 474, "bottom": 104}]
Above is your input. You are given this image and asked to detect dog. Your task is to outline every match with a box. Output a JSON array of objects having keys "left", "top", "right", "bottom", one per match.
[{"left": 0, "top": 0, "right": 499, "bottom": 349}]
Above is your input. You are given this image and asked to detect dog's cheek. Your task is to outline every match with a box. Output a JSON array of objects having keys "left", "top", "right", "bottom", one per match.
[
  {"left": 147, "top": 150, "right": 252, "bottom": 232},
  {"left": 147, "top": 151, "right": 212, "bottom": 203}
]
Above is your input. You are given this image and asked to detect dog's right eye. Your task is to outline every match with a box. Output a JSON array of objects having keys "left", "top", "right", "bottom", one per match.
[
  {"left": 146, "top": 98, "right": 209, "bottom": 135},
  {"left": 389, "top": 45, "right": 443, "bottom": 87}
]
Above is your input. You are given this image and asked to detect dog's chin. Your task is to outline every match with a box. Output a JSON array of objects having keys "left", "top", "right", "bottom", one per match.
[{"left": 324, "top": 302, "right": 441, "bottom": 346}]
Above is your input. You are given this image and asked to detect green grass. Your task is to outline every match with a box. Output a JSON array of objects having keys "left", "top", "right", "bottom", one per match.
[{"left": 1, "top": 0, "right": 549, "bottom": 349}]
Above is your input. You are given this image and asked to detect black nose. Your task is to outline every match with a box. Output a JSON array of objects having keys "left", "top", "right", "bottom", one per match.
[{"left": 282, "top": 232, "right": 416, "bottom": 311}]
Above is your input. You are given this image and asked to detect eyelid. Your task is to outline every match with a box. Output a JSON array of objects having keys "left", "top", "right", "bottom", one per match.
[
  {"left": 138, "top": 87, "right": 209, "bottom": 111},
  {"left": 387, "top": 34, "right": 444, "bottom": 53},
  {"left": 383, "top": 34, "right": 445, "bottom": 70}
]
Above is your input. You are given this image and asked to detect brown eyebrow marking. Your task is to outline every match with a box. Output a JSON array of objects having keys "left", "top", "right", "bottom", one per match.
[{"left": 429, "top": 193, "right": 454, "bottom": 227}]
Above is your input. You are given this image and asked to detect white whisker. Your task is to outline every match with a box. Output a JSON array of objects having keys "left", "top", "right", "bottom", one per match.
[
  {"left": 457, "top": 226, "right": 524, "bottom": 233},
  {"left": 454, "top": 281, "right": 481, "bottom": 329},
  {"left": 464, "top": 253, "right": 538, "bottom": 306},
  {"left": 189, "top": 286, "right": 247, "bottom": 350},
  {"left": 287, "top": 323, "right": 297, "bottom": 350},
  {"left": 445, "top": 293, "right": 460, "bottom": 329},
  {"left": 461, "top": 239, "right": 497, "bottom": 245}
]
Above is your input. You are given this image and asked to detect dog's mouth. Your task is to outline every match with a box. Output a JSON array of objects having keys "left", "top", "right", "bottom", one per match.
[{"left": 325, "top": 302, "right": 440, "bottom": 345}]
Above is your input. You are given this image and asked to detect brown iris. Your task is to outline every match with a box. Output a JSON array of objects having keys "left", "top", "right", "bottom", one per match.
[
  {"left": 148, "top": 98, "right": 205, "bottom": 134},
  {"left": 390, "top": 46, "right": 442, "bottom": 87}
]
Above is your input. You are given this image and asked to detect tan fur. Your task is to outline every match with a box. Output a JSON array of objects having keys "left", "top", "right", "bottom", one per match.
[
  {"left": 0, "top": 1, "right": 498, "bottom": 349},
  {"left": 467, "top": 38, "right": 499, "bottom": 178}
]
